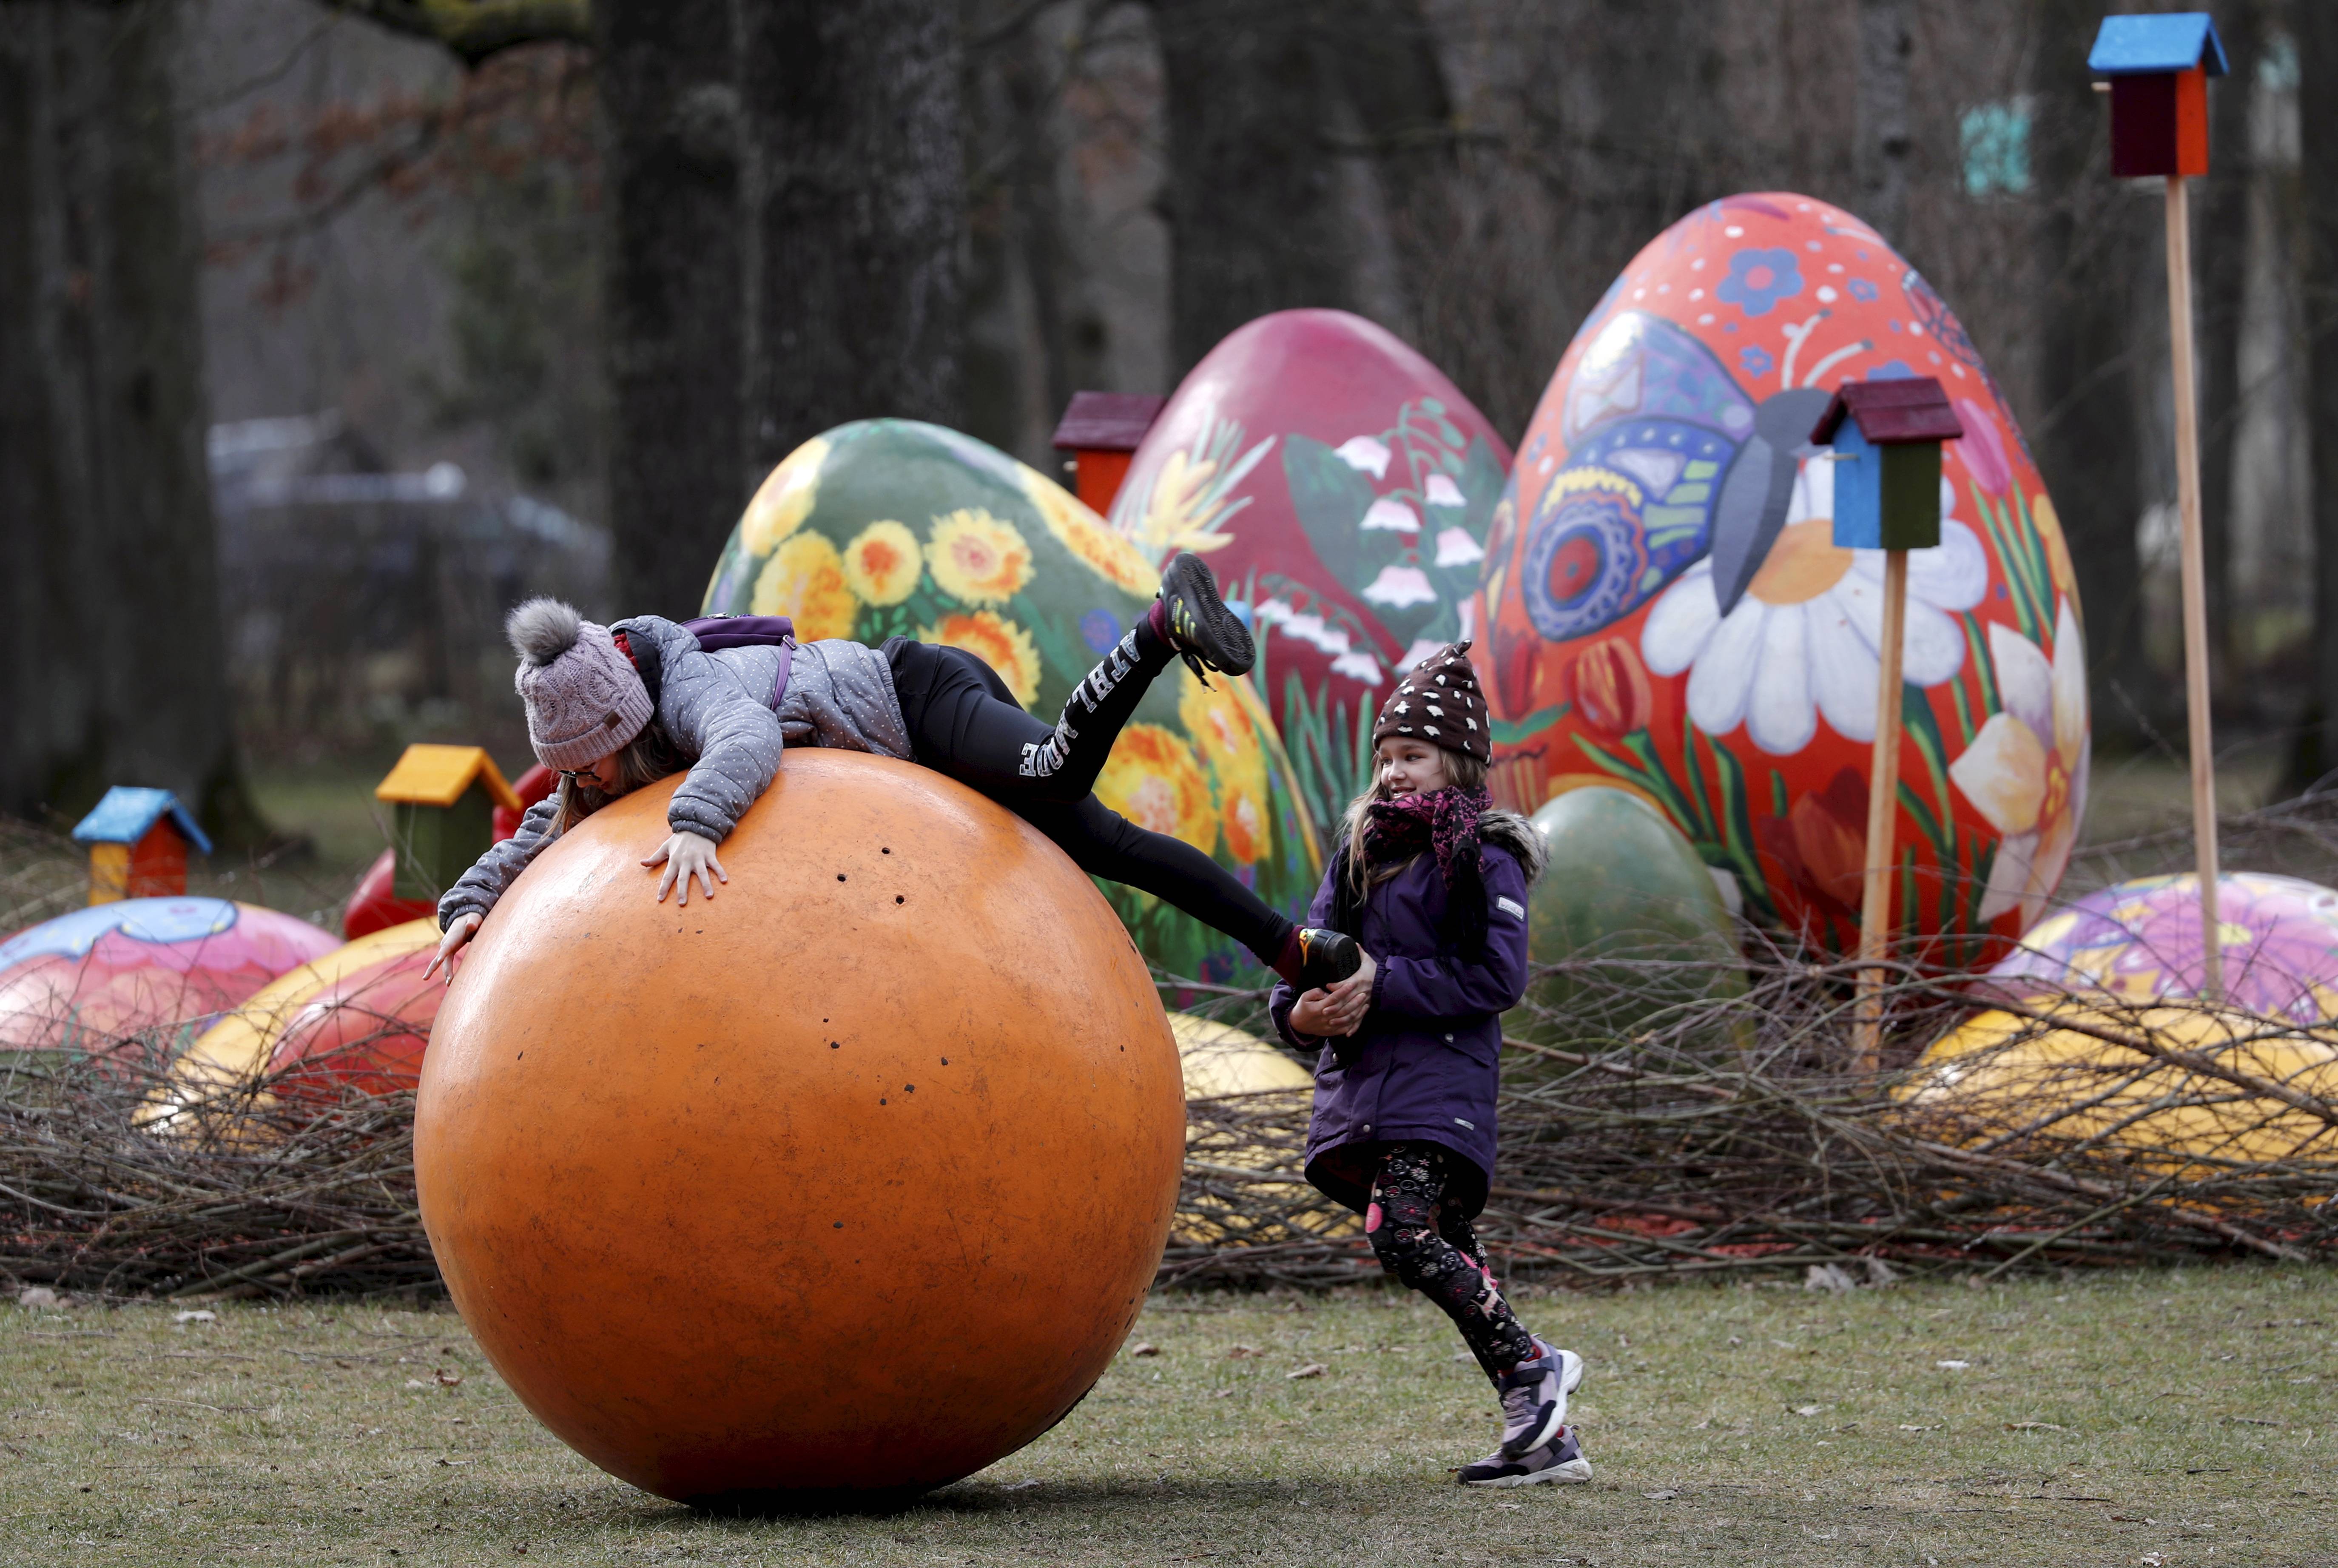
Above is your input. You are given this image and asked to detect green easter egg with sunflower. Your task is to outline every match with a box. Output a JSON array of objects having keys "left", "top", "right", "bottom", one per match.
[{"left": 702, "top": 419, "right": 1324, "bottom": 985}]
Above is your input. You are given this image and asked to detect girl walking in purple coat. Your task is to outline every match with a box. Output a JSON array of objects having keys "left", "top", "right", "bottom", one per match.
[{"left": 1270, "top": 643, "right": 1590, "bottom": 1489}]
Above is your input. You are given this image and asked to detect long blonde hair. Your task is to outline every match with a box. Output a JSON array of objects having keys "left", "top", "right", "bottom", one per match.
[
  {"left": 1339, "top": 744, "right": 1487, "bottom": 896},
  {"left": 548, "top": 721, "right": 688, "bottom": 835}
]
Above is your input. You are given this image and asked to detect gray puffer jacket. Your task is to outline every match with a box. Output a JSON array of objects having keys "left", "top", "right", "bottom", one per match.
[{"left": 436, "top": 618, "right": 910, "bottom": 928}]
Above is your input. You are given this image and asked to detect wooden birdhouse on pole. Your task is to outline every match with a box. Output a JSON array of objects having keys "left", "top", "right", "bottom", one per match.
[
  {"left": 1050, "top": 392, "right": 1167, "bottom": 516},
  {"left": 2092, "top": 11, "right": 2230, "bottom": 997},
  {"left": 72, "top": 787, "right": 212, "bottom": 905},
  {"left": 374, "top": 745, "right": 521, "bottom": 903},
  {"left": 2090, "top": 12, "right": 2227, "bottom": 178},
  {"left": 1812, "top": 376, "right": 1963, "bottom": 1068}
]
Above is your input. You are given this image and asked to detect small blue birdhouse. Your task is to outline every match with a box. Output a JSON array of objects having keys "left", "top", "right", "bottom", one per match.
[
  {"left": 1812, "top": 377, "right": 1963, "bottom": 552},
  {"left": 71, "top": 786, "right": 212, "bottom": 905},
  {"left": 2089, "top": 13, "right": 2228, "bottom": 178}
]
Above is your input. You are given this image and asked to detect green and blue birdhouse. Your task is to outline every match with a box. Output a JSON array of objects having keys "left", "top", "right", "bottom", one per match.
[{"left": 1812, "top": 377, "right": 1963, "bottom": 553}]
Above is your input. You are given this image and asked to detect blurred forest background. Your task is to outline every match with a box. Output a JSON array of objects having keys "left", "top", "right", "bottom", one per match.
[{"left": 5, "top": 0, "right": 2337, "bottom": 881}]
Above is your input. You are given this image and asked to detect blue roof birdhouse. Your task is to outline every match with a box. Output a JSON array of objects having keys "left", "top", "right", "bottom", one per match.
[
  {"left": 71, "top": 786, "right": 212, "bottom": 904},
  {"left": 2089, "top": 13, "right": 2228, "bottom": 179},
  {"left": 1812, "top": 377, "right": 1963, "bottom": 553}
]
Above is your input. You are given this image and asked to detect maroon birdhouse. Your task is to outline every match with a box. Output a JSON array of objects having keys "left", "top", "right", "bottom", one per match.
[
  {"left": 1050, "top": 391, "right": 1166, "bottom": 515},
  {"left": 2090, "top": 13, "right": 2228, "bottom": 179},
  {"left": 71, "top": 787, "right": 211, "bottom": 905}
]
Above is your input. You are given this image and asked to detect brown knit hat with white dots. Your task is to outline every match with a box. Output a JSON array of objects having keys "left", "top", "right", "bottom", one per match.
[{"left": 1370, "top": 641, "right": 1491, "bottom": 765}]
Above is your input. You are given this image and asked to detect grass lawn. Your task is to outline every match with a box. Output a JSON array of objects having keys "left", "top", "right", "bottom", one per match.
[{"left": 3, "top": 1269, "right": 2332, "bottom": 1566}]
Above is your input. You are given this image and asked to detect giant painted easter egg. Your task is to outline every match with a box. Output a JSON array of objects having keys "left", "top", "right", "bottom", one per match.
[
  {"left": 161, "top": 919, "right": 446, "bottom": 1109},
  {"left": 1476, "top": 193, "right": 2085, "bottom": 962},
  {"left": 1513, "top": 787, "right": 1746, "bottom": 1061},
  {"left": 1106, "top": 310, "right": 1511, "bottom": 833},
  {"left": 173, "top": 919, "right": 444, "bottom": 1105},
  {"left": 702, "top": 418, "right": 1321, "bottom": 984},
  {"left": 1974, "top": 873, "right": 2338, "bottom": 1021},
  {"left": 0, "top": 897, "right": 340, "bottom": 1053},
  {"left": 1908, "top": 875, "right": 2338, "bottom": 1167}
]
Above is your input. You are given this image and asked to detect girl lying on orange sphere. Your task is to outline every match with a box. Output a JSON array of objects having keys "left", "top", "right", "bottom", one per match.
[{"left": 425, "top": 552, "right": 1360, "bottom": 994}]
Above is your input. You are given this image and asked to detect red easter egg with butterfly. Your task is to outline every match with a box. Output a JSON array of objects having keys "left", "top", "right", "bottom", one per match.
[
  {"left": 1476, "top": 194, "right": 2085, "bottom": 961},
  {"left": 1107, "top": 309, "right": 1511, "bottom": 831}
]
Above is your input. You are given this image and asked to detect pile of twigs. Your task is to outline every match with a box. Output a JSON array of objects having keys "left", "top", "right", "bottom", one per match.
[
  {"left": 5, "top": 791, "right": 2338, "bottom": 1298},
  {"left": 2, "top": 950, "right": 2333, "bottom": 1299},
  {"left": 1163, "top": 942, "right": 2338, "bottom": 1286},
  {"left": 0, "top": 1044, "right": 435, "bottom": 1300}
]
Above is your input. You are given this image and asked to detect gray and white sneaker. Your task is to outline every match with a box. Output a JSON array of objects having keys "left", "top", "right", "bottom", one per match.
[
  {"left": 1459, "top": 1425, "right": 1593, "bottom": 1488},
  {"left": 1495, "top": 1337, "right": 1586, "bottom": 1459}
]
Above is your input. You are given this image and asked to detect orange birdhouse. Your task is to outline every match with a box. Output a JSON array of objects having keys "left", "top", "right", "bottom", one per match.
[
  {"left": 1050, "top": 390, "right": 1166, "bottom": 515},
  {"left": 71, "top": 787, "right": 211, "bottom": 905},
  {"left": 2090, "top": 13, "right": 2228, "bottom": 179}
]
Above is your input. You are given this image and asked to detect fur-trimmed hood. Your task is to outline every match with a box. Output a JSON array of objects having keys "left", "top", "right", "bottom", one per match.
[{"left": 1476, "top": 806, "right": 1546, "bottom": 885}]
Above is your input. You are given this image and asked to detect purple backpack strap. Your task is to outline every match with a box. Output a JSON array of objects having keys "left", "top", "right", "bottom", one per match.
[{"left": 681, "top": 614, "right": 797, "bottom": 712}]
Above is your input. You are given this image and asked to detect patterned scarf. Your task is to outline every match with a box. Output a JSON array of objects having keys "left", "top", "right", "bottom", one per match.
[{"left": 1335, "top": 784, "right": 1497, "bottom": 958}]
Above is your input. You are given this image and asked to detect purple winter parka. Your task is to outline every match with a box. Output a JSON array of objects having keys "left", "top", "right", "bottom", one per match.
[{"left": 1268, "top": 809, "right": 1542, "bottom": 1220}]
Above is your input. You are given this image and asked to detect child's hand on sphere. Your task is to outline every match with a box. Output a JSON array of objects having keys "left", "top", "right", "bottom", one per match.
[
  {"left": 644, "top": 832, "right": 728, "bottom": 905},
  {"left": 424, "top": 912, "right": 483, "bottom": 985}
]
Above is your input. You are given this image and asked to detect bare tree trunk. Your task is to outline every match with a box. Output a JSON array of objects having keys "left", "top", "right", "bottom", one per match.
[
  {"left": 596, "top": 0, "right": 745, "bottom": 618},
  {"left": 962, "top": 1, "right": 1078, "bottom": 464},
  {"left": 734, "top": 0, "right": 964, "bottom": 474},
  {"left": 1146, "top": 0, "right": 1351, "bottom": 372},
  {"left": 1854, "top": 0, "right": 1911, "bottom": 243},
  {"left": 1145, "top": 0, "right": 1453, "bottom": 375},
  {"left": 2196, "top": 0, "right": 2260, "bottom": 703},
  {"left": 2297, "top": 2, "right": 2338, "bottom": 790},
  {"left": 2029, "top": 0, "right": 2152, "bottom": 748},
  {"left": 0, "top": 2, "right": 259, "bottom": 841}
]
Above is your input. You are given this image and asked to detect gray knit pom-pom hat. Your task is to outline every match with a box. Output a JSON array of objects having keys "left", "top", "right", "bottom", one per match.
[{"left": 506, "top": 598, "right": 654, "bottom": 771}]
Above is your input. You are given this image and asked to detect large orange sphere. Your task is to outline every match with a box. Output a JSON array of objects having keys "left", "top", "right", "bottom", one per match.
[{"left": 415, "top": 751, "right": 1183, "bottom": 1503}]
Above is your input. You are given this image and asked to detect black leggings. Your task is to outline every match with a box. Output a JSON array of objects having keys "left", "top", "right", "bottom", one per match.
[
  {"left": 1367, "top": 1142, "right": 1537, "bottom": 1379},
  {"left": 883, "top": 629, "right": 1295, "bottom": 966}
]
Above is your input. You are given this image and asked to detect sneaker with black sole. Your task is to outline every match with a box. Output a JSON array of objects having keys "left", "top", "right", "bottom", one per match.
[
  {"left": 1157, "top": 551, "right": 1255, "bottom": 684},
  {"left": 1292, "top": 927, "right": 1362, "bottom": 993},
  {"left": 1496, "top": 1337, "right": 1586, "bottom": 1459},
  {"left": 1459, "top": 1425, "right": 1592, "bottom": 1488}
]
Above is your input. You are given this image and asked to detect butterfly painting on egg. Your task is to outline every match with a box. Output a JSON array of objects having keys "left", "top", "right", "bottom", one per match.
[{"left": 1481, "top": 309, "right": 1833, "bottom": 726}]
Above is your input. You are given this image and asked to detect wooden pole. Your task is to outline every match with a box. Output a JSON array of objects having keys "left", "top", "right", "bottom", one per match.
[
  {"left": 1854, "top": 548, "right": 1909, "bottom": 1070},
  {"left": 2165, "top": 173, "right": 2224, "bottom": 999}
]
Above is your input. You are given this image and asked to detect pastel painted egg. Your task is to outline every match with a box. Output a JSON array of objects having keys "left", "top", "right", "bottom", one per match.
[
  {"left": 1106, "top": 310, "right": 1511, "bottom": 832},
  {"left": 0, "top": 897, "right": 341, "bottom": 1053},
  {"left": 1976, "top": 873, "right": 2338, "bottom": 1023},
  {"left": 1513, "top": 787, "right": 1745, "bottom": 1062},
  {"left": 1909, "top": 876, "right": 2338, "bottom": 1166},
  {"left": 1476, "top": 193, "right": 2085, "bottom": 960},
  {"left": 702, "top": 419, "right": 1323, "bottom": 985}
]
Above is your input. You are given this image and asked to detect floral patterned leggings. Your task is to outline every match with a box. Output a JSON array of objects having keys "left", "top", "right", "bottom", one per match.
[{"left": 1366, "top": 1142, "right": 1537, "bottom": 1378}]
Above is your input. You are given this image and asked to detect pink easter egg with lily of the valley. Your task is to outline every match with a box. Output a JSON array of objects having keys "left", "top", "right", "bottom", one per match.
[
  {"left": 1475, "top": 193, "right": 2085, "bottom": 963},
  {"left": 1106, "top": 309, "right": 1511, "bottom": 833}
]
